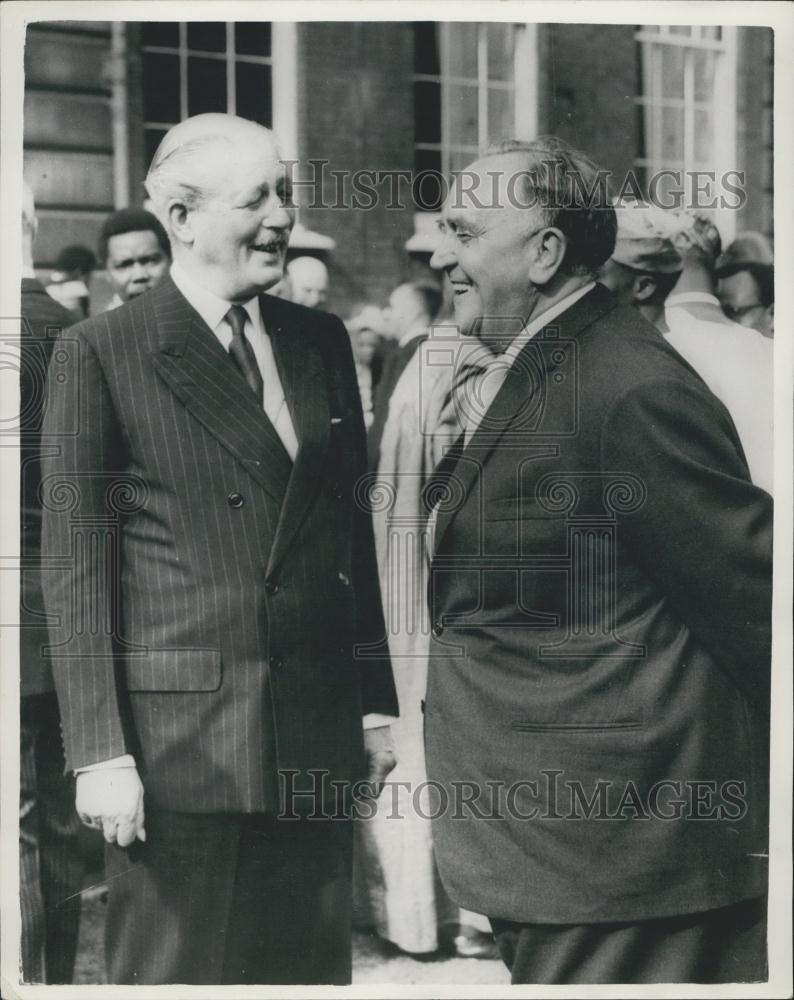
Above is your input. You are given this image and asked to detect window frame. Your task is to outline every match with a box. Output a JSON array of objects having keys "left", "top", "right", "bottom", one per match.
[
  {"left": 634, "top": 24, "right": 738, "bottom": 241},
  {"left": 414, "top": 21, "right": 537, "bottom": 186}
]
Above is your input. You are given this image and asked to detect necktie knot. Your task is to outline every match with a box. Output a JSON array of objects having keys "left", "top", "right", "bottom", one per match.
[{"left": 226, "top": 305, "right": 249, "bottom": 341}]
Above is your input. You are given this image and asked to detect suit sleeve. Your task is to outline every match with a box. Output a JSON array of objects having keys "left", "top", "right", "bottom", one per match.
[
  {"left": 329, "top": 317, "right": 399, "bottom": 718},
  {"left": 40, "top": 323, "right": 131, "bottom": 770},
  {"left": 600, "top": 375, "right": 772, "bottom": 714}
]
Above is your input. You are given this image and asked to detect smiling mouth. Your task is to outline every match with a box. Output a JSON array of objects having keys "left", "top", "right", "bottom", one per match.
[
  {"left": 252, "top": 239, "right": 285, "bottom": 255},
  {"left": 451, "top": 281, "right": 471, "bottom": 296}
]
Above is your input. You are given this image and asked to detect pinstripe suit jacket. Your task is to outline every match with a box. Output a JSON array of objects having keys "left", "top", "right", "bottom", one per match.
[{"left": 41, "top": 275, "right": 397, "bottom": 814}]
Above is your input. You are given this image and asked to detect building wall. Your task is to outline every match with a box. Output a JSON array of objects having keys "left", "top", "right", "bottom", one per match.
[
  {"left": 21, "top": 20, "right": 775, "bottom": 293},
  {"left": 297, "top": 22, "right": 416, "bottom": 317},
  {"left": 24, "top": 21, "right": 114, "bottom": 267},
  {"left": 537, "top": 24, "right": 640, "bottom": 189},
  {"left": 735, "top": 27, "right": 774, "bottom": 239}
]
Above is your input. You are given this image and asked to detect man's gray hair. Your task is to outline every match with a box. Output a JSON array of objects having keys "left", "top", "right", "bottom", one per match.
[{"left": 482, "top": 136, "right": 617, "bottom": 277}]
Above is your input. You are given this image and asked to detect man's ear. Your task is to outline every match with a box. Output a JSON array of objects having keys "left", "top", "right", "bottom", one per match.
[
  {"left": 166, "top": 200, "right": 194, "bottom": 248},
  {"left": 526, "top": 228, "right": 567, "bottom": 287},
  {"left": 633, "top": 274, "right": 657, "bottom": 304}
]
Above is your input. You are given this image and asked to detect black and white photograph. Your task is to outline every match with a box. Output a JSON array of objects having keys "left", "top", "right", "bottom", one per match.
[{"left": 1, "top": 1, "right": 791, "bottom": 996}]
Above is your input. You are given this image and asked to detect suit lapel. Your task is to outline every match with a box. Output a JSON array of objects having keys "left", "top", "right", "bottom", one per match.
[
  {"left": 432, "top": 284, "right": 618, "bottom": 556},
  {"left": 261, "top": 294, "right": 331, "bottom": 579},
  {"left": 149, "top": 276, "right": 293, "bottom": 502}
]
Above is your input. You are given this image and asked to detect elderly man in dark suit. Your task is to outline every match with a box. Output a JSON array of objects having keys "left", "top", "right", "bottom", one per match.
[
  {"left": 423, "top": 138, "right": 771, "bottom": 984},
  {"left": 41, "top": 113, "right": 397, "bottom": 986},
  {"left": 19, "top": 182, "right": 84, "bottom": 984}
]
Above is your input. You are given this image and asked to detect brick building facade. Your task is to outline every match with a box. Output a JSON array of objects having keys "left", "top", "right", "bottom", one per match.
[{"left": 23, "top": 19, "right": 774, "bottom": 316}]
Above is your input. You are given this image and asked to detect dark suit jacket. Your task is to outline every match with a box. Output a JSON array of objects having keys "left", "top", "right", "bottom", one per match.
[
  {"left": 424, "top": 284, "right": 771, "bottom": 925},
  {"left": 41, "top": 274, "right": 397, "bottom": 814},
  {"left": 20, "top": 278, "right": 76, "bottom": 697}
]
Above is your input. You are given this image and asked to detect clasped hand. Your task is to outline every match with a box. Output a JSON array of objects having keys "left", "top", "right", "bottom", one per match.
[{"left": 76, "top": 767, "right": 146, "bottom": 847}]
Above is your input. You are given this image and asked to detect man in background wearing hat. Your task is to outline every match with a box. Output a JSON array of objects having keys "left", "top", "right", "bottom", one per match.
[
  {"left": 716, "top": 232, "right": 774, "bottom": 338},
  {"left": 601, "top": 203, "right": 773, "bottom": 494}
]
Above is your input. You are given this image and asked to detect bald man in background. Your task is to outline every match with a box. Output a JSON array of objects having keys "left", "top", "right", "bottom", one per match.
[
  {"left": 41, "top": 115, "right": 397, "bottom": 985},
  {"left": 286, "top": 255, "right": 329, "bottom": 309}
]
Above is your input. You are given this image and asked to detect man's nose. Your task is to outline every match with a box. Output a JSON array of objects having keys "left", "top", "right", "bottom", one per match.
[
  {"left": 266, "top": 196, "right": 295, "bottom": 230},
  {"left": 130, "top": 262, "right": 150, "bottom": 281},
  {"left": 430, "top": 240, "right": 455, "bottom": 271}
]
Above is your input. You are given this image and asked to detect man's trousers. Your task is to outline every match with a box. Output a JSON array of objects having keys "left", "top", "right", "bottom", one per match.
[
  {"left": 490, "top": 895, "right": 767, "bottom": 984},
  {"left": 103, "top": 809, "right": 353, "bottom": 985}
]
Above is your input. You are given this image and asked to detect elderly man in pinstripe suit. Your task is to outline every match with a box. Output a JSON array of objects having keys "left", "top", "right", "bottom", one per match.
[{"left": 41, "top": 113, "right": 398, "bottom": 985}]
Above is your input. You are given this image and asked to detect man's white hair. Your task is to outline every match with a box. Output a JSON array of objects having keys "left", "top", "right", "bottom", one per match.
[{"left": 144, "top": 113, "right": 279, "bottom": 228}]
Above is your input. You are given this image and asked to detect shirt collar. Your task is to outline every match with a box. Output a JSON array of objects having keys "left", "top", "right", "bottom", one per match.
[
  {"left": 398, "top": 324, "right": 427, "bottom": 348},
  {"left": 22, "top": 265, "right": 36, "bottom": 280},
  {"left": 170, "top": 260, "right": 261, "bottom": 333},
  {"left": 665, "top": 291, "right": 721, "bottom": 309},
  {"left": 500, "top": 281, "right": 595, "bottom": 363}
]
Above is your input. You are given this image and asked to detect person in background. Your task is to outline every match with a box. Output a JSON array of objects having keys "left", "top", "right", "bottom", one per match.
[
  {"left": 356, "top": 322, "right": 498, "bottom": 960},
  {"left": 45, "top": 245, "right": 96, "bottom": 319},
  {"left": 367, "top": 281, "right": 442, "bottom": 471},
  {"left": 347, "top": 305, "right": 386, "bottom": 428},
  {"left": 19, "top": 182, "right": 84, "bottom": 984},
  {"left": 716, "top": 231, "right": 774, "bottom": 338},
  {"left": 601, "top": 202, "right": 773, "bottom": 495},
  {"left": 98, "top": 208, "right": 171, "bottom": 309},
  {"left": 286, "top": 256, "right": 329, "bottom": 309}
]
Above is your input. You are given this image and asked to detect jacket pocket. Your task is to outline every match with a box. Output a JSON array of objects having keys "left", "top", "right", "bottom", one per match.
[
  {"left": 125, "top": 648, "right": 222, "bottom": 692},
  {"left": 511, "top": 721, "right": 642, "bottom": 733}
]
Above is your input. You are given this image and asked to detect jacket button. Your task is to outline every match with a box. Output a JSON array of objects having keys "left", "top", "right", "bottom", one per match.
[
  {"left": 265, "top": 581, "right": 279, "bottom": 595},
  {"left": 270, "top": 655, "right": 285, "bottom": 672},
  {"left": 227, "top": 492, "right": 244, "bottom": 508},
  {"left": 432, "top": 620, "right": 443, "bottom": 638}
]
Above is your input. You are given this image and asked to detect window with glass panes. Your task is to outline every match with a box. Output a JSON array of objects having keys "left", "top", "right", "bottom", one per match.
[
  {"left": 413, "top": 22, "right": 520, "bottom": 210},
  {"left": 635, "top": 25, "right": 737, "bottom": 207},
  {"left": 141, "top": 22, "right": 272, "bottom": 166}
]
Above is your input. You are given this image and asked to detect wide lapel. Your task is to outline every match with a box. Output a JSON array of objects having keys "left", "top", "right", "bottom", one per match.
[
  {"left": 432, "top": 284, "right": 619, "bottom": 557},
  {"left": 261, "top": 294, "right": 331, "bottom": 579},
  {"left": 149, "top": 276, "right": 293, "bottom": 502}
]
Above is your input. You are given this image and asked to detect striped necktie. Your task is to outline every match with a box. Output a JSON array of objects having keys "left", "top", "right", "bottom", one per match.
[{"left": 226, "top": 305, "right": 263, "bottom": 403}]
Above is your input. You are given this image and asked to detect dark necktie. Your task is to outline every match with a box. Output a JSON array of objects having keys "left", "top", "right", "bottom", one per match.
[{"left": 226, "top": 305, "right": 263, "bottom": 403}]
